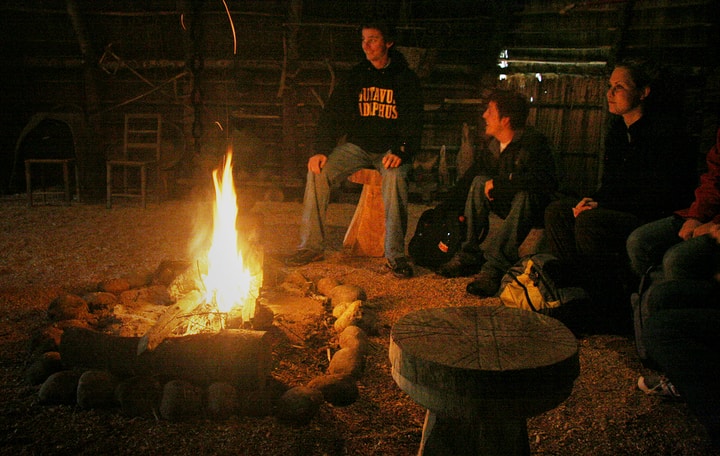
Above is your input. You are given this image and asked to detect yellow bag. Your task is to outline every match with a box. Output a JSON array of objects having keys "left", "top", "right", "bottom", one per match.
[{"left": 497, "top": 254, "right": 589, "bottom": 314}]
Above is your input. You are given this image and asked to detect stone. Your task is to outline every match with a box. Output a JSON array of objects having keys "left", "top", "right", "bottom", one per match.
[
  {"left": 38, "top": 370, "right": 82, "bottom": 405},
  {"left": 334, "top": 301, "right": 379, "bottom": 336},
  {"left": 116, "top": 376, "right": 162, "bottom": 418},
  {"left": 333, "top": 300, "right": 362, "bottom": 333},
  {"left": 81, "top": 292, "right": 119, "bottom": 311},
  {"left": 125, "top": 271, "right": 153, "bottom": 289},
  {"left": 316, "top": 277, "right": 341, "bottom": 296},
  {"left": 25, "top": 351, "right": 63, "bottom": 385},
  {"left": 98, "top": 278, "right": 131, "bottom": 294},
  {"left": 332, "top": 302, "right": 349, "bottom": 319},
  {"left": 77, "top": 370, "right": 118, "bottom": 409},
  {"left": 307, "top": 374, "right": 359, "bottom": 407},
  {"left": 28, "top": 325, "right": 63, "bottom": 355},
  {"left": 160, "top": 379, "right": 203, "bottom": 421},
  {"left": 238, "top": 388, "right": 276, "bottom": 417},
  {"left": 47, "top": 294, "right": 89, "bottom": 322},
  {"left": 119, "top": 285, "right": 172, "bottom": 309},
  {"left": 328, "top": 284, "right": 366, "bottom": 306},
  {"left": 281, "top": 271, "right": 313, "bottom": 296},
  {"left": 152, "top": 260, "right": 194, "bottom": 286},
  {"left": 338, "top": 325, "right": 370, "bottom": 355},
  {"left": 207, "top": 382, "right": 238, "bottom": 419},
  {"left": 328, "top": 347, "right": 365, "bottom": 379},
  {"left": 276, "top": 386, "right": 324, "bottom": 425}
]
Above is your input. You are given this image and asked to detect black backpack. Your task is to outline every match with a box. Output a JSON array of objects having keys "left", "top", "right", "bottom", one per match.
[{"left": 408, "top": 206, "right": 466, "bottom": 269}]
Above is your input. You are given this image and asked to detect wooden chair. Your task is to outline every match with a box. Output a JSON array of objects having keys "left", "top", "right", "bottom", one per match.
[
  {"left": 106, "top": 113, "right": 162, "bottom": 208},
  {"left": 343, "top": 169, "right": 386, "bottom": 257},
  {"left": 24, "top": 158, "right": 80, "bottom": 206}
]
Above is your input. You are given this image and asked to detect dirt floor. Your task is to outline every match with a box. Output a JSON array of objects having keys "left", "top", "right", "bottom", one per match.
[{"left": 0, "top": 191, "right": 718, "bottom": 456}]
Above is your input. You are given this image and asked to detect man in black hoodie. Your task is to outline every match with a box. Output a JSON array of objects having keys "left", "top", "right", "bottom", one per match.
[
  {"left": 437, "top": 90, "right": 558, "bottom": 297},
  {"left": 285, "top": 21, "right": 423, "bottom": 278}
]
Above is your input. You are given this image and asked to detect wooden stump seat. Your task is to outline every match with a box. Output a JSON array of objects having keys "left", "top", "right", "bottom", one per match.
[
  {"left": 343, "top": 169, "right": 385, "bottom": 257},
  {"left": 389, "top": 305, "right": 579, "bottom": 455}
]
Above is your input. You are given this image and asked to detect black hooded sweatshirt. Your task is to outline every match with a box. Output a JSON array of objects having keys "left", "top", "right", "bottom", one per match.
[{"left": 314, "top": 49, "right": 423, "bottom": 164}]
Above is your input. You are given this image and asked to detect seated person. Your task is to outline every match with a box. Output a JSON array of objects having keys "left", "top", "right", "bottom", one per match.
[
  {"left": 437, "top": 90, "right": 558, "bottom": 298},
  {"left": 627, "top": 126, "right": 720, "bottom": 282},
  {"left": 283, "top": 20, "right": 423, "bottom": 279},
  {"left": 639, "top": 219, "right": 720, "bottom": 447},
  {"left": 544, "top": 59, "right": 696, "bottom": 329},
  {"left": 641, "top": 306, "right": 720, "bottom": 449}
]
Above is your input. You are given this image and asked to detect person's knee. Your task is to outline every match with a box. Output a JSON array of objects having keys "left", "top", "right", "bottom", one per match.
[
  {"left": 626, "top": 226, "right": 645, "bottom": 263},
  {"left": 662, "top": 242, "right": 684, "bottom": 272}
]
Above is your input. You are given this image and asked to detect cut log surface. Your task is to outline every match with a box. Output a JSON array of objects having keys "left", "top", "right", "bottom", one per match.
[{"left": 389, "top": 305, "right": 579, "bottom": 417}]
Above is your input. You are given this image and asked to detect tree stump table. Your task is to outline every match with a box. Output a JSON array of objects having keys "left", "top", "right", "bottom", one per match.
[
  {"left": 389, "top": 305, "right": 579, "bottom": 455},
  {"left": 343, "top": 169, "right": 385, "bottom": 257}
]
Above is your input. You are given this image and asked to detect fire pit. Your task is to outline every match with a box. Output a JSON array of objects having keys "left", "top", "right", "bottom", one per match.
[{"left": 27, "top": 152, "right": 378, "bottom": 424}]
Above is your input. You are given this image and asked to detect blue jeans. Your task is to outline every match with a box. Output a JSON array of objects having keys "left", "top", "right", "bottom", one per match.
[
  {"left": 297, "top": 142, "right": 410, "bottom": 263},
  {"left": 627, "top": 215, "right": 719, "bottom": 280},
  {"left": 462, "top": 175, "right": 534, "bottom": 276}
]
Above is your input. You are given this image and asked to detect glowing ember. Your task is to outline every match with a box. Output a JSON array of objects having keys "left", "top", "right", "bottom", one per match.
[{"left": 202, "top": 150, "right": 261, "bottom": 322}]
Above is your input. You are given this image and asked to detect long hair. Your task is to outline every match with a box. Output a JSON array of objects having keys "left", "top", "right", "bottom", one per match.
[{"left": 614, "top": 58, "right": 682, "bottom": 114}]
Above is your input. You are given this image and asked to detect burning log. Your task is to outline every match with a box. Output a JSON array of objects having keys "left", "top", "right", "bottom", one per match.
[
  {"left": 60, "top": 326, "right": 272, "bottom": 390},
  {"left": 137, "top": 289, "right": 205, "bottom": 355}
]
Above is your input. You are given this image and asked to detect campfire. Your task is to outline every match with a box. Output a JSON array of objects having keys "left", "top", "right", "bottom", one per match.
[
  {"left": 133, "top": 150, "right": 268, "bottom": 350},
  {"left": 201, "top": 150, "right": 262, "bottom": 323},
  {"left": 31, "top": 150, "right": 375, "bottom": 423}
]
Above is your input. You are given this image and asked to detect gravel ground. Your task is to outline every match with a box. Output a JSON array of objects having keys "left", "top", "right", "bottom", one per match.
[{"left": 0, "top": 192, "right": 717, "bottom": 455}]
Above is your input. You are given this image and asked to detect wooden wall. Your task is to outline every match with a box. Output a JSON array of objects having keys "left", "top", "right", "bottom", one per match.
[
  {"left": 501, "top": 0, "right": 720, "bottom": 196},
  {"left": 1, "top": 0, "right": 718, "bottom": 202}
]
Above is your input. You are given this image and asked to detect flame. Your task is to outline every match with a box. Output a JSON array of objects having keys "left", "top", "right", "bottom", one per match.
[{"left": 202, "top": 150, "right": 260, "bottom": 321}]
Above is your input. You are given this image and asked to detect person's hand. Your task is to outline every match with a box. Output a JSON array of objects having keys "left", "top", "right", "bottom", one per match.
[
  {"left": 307, "top": 154, "right": 327, "bottom": 174},
  {"left": 709, "top": 222, "right": 720, "bottom": 244},
  {"left": 690, "top": 220, "right": 719, "bottom": 239},
  {"left": 678, "top": 218, "right": 703, "bottom": 240},
  {"left": 572, "top": 197, "right": 598, "bottom": 218},
  {"left": 484, "top": 179, "right": 494, "bottom": 200},
  {"left": 382, "top": 152, "right": 402, "bottom": 169}
]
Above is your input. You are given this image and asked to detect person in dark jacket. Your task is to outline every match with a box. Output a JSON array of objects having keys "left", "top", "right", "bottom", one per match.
[
  {"left": 284, "top": 21, "right": 423, "bottom": 278},
  {"left": 638, "top": 222, "right": 720, "bottom": 449},
  {"left": 438, "top": 90, "right": 558, "bottom": 298},
  {"left": 544, "top": 59, "right": 696, "bottom": 330},
  {"left": 627, "top": 127, "right": 720, "bottom": 363},
  {"left": 627, "top": 126, "right": 720, "bottom": 281}
]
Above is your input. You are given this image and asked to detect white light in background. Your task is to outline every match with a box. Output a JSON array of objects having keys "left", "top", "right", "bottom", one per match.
[{"left": 498, "top": 49, "right": 509, "bottom": 69}]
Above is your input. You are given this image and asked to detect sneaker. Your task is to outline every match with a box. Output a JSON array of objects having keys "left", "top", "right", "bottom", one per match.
[
  {"left": 385, "top": 257, "right": 414, "bottom": 279},
  {"left": 284, "top": 249, "right": 323, "bottom": 267},
  {"left": 466, "top": 269, "right": 502, "bottom": 297},
  {"left": 638, "top": 374, "right": 682, "bottom": 399},
  {"left": 437, "top": 251, "right": 483, "bottom": 278}
]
